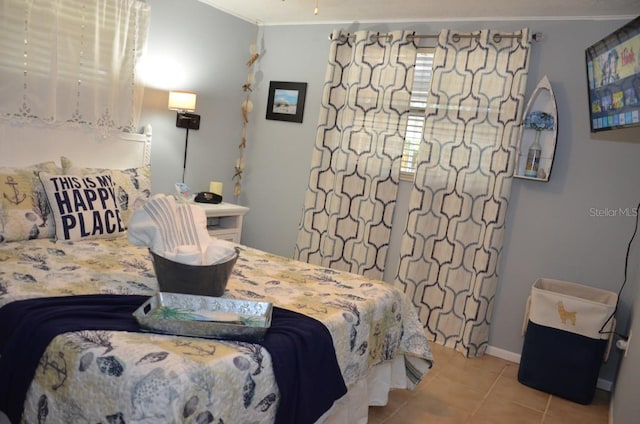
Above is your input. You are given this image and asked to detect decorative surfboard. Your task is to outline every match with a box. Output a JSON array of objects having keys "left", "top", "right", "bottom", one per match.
[{"left": 514, "top": 75, "right": 558, "bottom": 182}]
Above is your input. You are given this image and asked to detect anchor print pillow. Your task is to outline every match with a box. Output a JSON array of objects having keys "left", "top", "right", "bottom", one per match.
[
  {"left": 60, "top": 156, "right": 151, "bottom": 228},
  {"left": 40, "top": 171, "right": 126, "bottom": 241},
  {"left": 0, "top": 161, "right": 61, "bottom": 243}
]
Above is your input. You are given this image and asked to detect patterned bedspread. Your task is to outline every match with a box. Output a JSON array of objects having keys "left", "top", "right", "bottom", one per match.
[{"left": 0, "top": 236, "right": 433, "bottom": 423}]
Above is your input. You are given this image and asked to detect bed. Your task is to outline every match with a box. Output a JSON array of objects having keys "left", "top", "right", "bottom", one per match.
[{"left": 0, "top": 122, "right": 433, "bottom": 424}]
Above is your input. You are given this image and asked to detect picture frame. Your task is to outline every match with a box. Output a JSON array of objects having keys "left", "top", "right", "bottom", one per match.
[{"left": 266, "top": 81, "right": 307, "bottom": 123}]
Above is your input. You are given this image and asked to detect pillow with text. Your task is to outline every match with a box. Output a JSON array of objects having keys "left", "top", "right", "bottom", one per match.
[{"left": 40, "top": 172, "right": 125, "bottom": 241}]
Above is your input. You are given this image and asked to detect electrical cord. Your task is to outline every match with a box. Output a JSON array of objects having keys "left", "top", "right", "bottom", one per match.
[{"left": 599, "top": 199, "right": 640, "bottom": 339}]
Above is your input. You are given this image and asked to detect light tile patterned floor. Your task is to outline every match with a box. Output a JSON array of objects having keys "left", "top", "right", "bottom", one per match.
[{"left": 368, "top": 343, "right": 610, "bottom": 424}]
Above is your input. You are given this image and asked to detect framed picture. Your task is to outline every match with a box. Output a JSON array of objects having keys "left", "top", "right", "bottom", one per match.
[{"left": 266, "top": 81, "right": 307, "bottom": 123}]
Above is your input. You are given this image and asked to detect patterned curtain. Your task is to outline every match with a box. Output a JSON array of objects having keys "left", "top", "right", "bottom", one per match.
[
  {"left": 395, "top": 29, "right": 531, "bottom": 357},
  {"left": 0, "top": 0, "right": 150, "bottom": 132},
  {"left": 294, "top": 30, "right": 417, "bottom": 280}
]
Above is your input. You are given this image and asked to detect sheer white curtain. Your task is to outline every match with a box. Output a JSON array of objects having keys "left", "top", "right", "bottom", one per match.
[
  {"left": 395, "top": 29, "right": 531, "bottom": 357},
  {"left": 294, "top": 30, "right": 417, "bottom": 280},
  {"left": 0, "top": 0, "right": 150, "bottom": 132}
]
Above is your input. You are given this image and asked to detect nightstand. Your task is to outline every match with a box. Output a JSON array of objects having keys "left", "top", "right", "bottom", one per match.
[{"left": 192, "top": 202, "right": 249, "bottom": 243}]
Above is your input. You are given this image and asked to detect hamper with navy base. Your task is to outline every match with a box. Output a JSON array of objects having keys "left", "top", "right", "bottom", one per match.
[{"left": 517, "top": 278, "right": 617, "bottom": 405}]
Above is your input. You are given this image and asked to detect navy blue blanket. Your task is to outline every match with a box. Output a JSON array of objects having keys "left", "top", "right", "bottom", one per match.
[{"left": 0, "top": 295, "right": 347, "bottom": 424}]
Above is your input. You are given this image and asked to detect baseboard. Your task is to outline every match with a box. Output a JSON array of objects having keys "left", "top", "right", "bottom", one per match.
[
  {"left": 485, "top": 345, "right": 613, "bottom": 392},
  {"left": 597, "top": 377, "right": 613, "bottom": 391},
  {"left": 485, "top": 345, "right": 522, "bottom": 363}
]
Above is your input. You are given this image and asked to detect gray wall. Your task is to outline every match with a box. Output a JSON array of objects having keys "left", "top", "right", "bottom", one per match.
[
  {"left": 140, "top": 0, "right": 640, "bottom": 387},
  {"left": 241, "top": 19, "right": 640, "bottom": 385},
  {"left": 140, "top": 0, "right": 256, "bottom": 199},
  {"left": 612, "top": 244, "right": 640, "bottom": 423}
]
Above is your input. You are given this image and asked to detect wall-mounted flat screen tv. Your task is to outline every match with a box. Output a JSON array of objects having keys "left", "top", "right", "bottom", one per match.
[{"left": 585, "top": 16, "right": 640, "bottom": 132}]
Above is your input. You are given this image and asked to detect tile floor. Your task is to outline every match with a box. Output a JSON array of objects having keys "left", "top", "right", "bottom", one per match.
[{"left": 369, "top": 343, "right": 610, "bottom": 423}]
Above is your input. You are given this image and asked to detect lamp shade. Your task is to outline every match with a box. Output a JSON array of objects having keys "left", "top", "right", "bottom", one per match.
[{"left": 168, "top": 91, "right": 197, "bottom": 112}]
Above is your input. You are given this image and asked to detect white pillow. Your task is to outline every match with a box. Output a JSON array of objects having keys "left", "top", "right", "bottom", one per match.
[
  {"left": 60, "top": 156, "right": 152, "bottom": 228},
  {"left": 39, "top": 171, "right": 125, "bottom": 241}
]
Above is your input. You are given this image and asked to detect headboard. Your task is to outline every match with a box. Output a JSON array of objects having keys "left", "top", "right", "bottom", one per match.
[{"left": 0, "top": 122, "right": 152, "bottom": 168}]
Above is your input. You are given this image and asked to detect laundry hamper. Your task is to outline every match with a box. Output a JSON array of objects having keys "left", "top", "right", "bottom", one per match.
[{"left": 517, "top": 278, "right": 617, "bottom": 404}]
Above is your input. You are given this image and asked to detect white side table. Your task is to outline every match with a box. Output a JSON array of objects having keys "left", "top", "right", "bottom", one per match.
[{"left": 192, "top": 202, "right": 249, "bottom": 243}]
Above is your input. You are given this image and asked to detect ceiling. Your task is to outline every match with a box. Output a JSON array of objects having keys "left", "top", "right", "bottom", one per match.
[{"left": 198, "top": 0, "right": 640, "bottom": 25}]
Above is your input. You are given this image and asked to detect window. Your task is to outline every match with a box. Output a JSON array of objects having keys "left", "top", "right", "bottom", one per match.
[
  {"left": 400, "top": 49, "right": 435, "bottom": 178},
  {"left": 0, "top": 0, "right": 149, "bottom": 131}
]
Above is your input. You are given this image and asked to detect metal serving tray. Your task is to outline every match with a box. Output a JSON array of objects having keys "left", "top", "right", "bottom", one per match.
[{"left": 133, "top": 292, "right": 272, "bottom": 342}]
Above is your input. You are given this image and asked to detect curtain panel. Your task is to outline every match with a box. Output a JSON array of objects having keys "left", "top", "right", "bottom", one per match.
[
  {"left": 0, "top": 0, "right": 150, "bottom": 132},
  {"left": 294, "top": 30, "right": 418, "bottom": 280},
  {"left": 395, "top": 29, "right": 531, "bottom": 357}
]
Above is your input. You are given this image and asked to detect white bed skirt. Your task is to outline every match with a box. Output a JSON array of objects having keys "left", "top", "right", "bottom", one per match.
[
  {"left": 317, "top": 355, "right": 408, "bottom": 424},
  {"left": 0, "top": 356, "right": 406, "bottom": 424}
]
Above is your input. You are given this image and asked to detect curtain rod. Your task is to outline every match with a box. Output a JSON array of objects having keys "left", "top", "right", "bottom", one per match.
[{"left": 329, "top": 31, "right": 543, "bottom": 43}]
